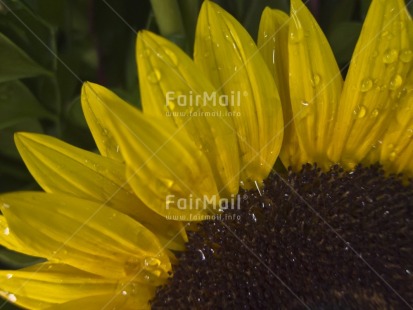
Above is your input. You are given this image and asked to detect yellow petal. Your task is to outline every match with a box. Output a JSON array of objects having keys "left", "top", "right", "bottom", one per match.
[
  {"left": 380, "top": 89, "right": 413, "bottom": 176},
  {"left": 0, "top": 192, "right": 171, "bottom": 281},
  {"left": 81, "top": 83, "right": 124, "bottom": 161},
  {"left": 286, "top": 0, "right": 343, "bottom": 169},
  {"left": 81, "top": 82, "right": 220, "bottom": 221},
  {"left": 194, "top": 1, "right": 284, "bottom": 187},
  {"left": 137, "top": 30, "right": 240, "bottom": 197},
  {"left": 0, "top": 263, "right": 154, "bottom": 310},
  {"left": 14, "top": 132, "right": 187, "bottom": 251},
  {"left": 258, "top": 7, "right": 307, "bottom": 168},
  {"left": 0, "top": 215, "right": 36, "bottom": 256},
  {"left": 46, "top": 294, "right": 151, "bottom": 310},
  {"left": 329, "top": 0, "right": 413, "bottom": 168}
]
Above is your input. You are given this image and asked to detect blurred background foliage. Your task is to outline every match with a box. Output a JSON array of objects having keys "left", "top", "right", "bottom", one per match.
[{"left": 0, "top": 0, "right": 411, "bottom": 307}]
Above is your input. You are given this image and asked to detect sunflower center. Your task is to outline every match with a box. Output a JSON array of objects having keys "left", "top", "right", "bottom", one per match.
[{"left": 152, "top": 164, "right": 413, "bottom": 309}]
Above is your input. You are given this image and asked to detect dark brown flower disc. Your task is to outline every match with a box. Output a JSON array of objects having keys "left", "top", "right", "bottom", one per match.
[{"left": 152, "top": 164, "right": 413, "bottom": 309}]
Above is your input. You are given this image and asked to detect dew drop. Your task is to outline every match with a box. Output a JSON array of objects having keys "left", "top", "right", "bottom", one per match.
[
  {"left": 163, "top": 48, "right": 178, "bottom": 66},
  {"left": 2, "top": 203, "right": 10, "bottom": 209},
  {"left": 360, "top": 78, "right": 373, "bottom": 92},
  {"left": 397, "top": 21, "right": 406, "bottom": 30},
  {"left": 3, "top": 227, "right": 9, "bottom": 236},
  {"left": 353, "top": 105, "right": 367, "bottom": 119},
  {"left": 371, "top": 109, "right": 379, "bottom": 118},
  {"left": 397, "top": 87, "right": 407, "bottom": 100},
  {"left": 162, "top": 178, "right": 174, "bottom": 189},
  {"left": 389, "top": 151, "right": 397, "bottom": 161},
  {"left": 389, "top": 74, "right": 403, "bottom": 90},
  {"left": 144, "top": 257, "right": 161, "bottom": 267},
  {"left": 407, "top": 128, "right": 413, "bottom": 138},
  {"left": 125, "top": 257, "right": 139, "bottom": 270},
  {"left": 122, "top": 290, "right": 128, "bottom": 296},
  {"left": 6, "top": 274, "right": 12, "bottom": 279},
  {"left": 289, "top": 28, "right": 304, "bottom": 43},
  {"left": 167, "top": 101, "right": 176, "bottom": 111},
  {"left": 311, "top": 74, "right": 321, "bottom": 87},
  {"left": 301, "top": 100, "right": 309, "bottom": 106},
  {"left": 400, "top": 49, "right": 413, "bottom": 63},
  {"left": 7, "top": 293, "right": 17, "bottom": 303},
  {"left": 147, "top": 69, "right": 161, "bottom": 83},
  {"left": 382, "top": 48, "right": 398, "bottom": 64}
]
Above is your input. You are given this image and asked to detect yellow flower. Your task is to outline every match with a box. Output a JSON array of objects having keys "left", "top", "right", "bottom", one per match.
[
  {"left": 0, "top": 0, "right": 412, "bottom": 309},
  {"left": 0, "top": 0, "right": 284, "bottom": 308},
  {"left": 259, "top": 0, "right": 413, "bottom": 175}
]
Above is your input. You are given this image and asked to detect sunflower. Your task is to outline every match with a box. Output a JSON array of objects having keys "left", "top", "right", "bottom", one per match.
[{"left": 0, "top": 0, "right": 412, "bottom": 309}]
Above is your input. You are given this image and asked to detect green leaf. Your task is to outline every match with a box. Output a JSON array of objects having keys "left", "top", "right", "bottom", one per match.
[
  {"left": 0, "top": 80, "right": 55, "bottom": 130},
  {"left": 0, "top": 0, "right": 57, "bottom": 71},
  {"left": 0, "top": 33, "right": 50, "bottom": 83}
]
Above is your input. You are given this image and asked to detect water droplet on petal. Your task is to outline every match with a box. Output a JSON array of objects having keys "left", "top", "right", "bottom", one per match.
[
  {"left": 407, "top": 128, "right": 413, "bottom": 138},
  {"left": 144, "top": 257, "right": 161, "bottom": 267},
  {"left": 389, "top": 151, "right": 397, "bottom": 161},
  {"left": 3, "top": 227, "right": 9, "bottom": 236},
  {"left": 167, "top": 101, "right": 175, "bottom": 111},
  {"left": 301, "top": 100, "right": 309, "bottom": 106},
  {"left": 163, "top": 48, "right": 178, "bottom": 66},
  {"left": 353, "top": 105, "right": 367, "bottom": 119},
  {"left": 383, "top": 48, "right": 398, "bottom": 64},
  {"left": 400, "top": 49, "right": 413, "bottom": 62},
  {"left": 389, "top": 74, "right": 403, "bottom": 90},
  {"left": 311, "top": 74, "right": 321, "bottom": 87},
  {"left": 125, "top": 257, "right": 139, "bottom": 270},
  {"left": 2, "top": 203, "right": 10, "bottom": 209},
  {"left": 397, "top": 87, "right": 407, "bottom": 99},
  {"left": 289, "top": 28, "right": 304, "bottom": 43},
  {"left": 360, "top": 78, "right": 373, "bottom": 92},
  {"left": 148, "top": 69, "right": 161, "bottom": 83},
  {"left": 7, "top": 293, "right": 17, "bottom": 303},
  {"left": 371, "top": 109, "right": 379, "bottom": 118}
]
